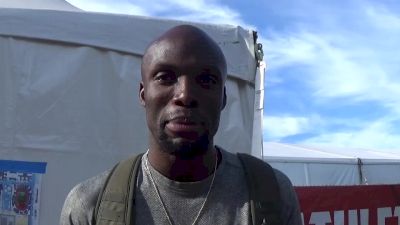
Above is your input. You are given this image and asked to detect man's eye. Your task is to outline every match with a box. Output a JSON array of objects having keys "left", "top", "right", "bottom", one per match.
[
  {"left": 197, "top": 74, "right": 217, "bottom": 85},
  {"left": 155, "top": 72, "right": 177, "bottom": 84}
]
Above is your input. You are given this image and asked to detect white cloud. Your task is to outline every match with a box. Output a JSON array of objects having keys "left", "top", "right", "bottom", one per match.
[
  {"left": 300, "top": 116, "right": 400, "bottom": 149},
  {"left": 263, "top": 115, "right": 313, "bottom": 139},
  {"left": 67, "top": 0, "right": 249, "bottom": 27},
  {"left": 151, "top": 0, "right": 245, "bottom": 26},
  {"left": 365, "top": 4, "right": 400, "bottom": 30},
  {"left": 265, "top": 31, "right": 389, "bottom": 98},
  {"left": 262, "top": 2, "right": 400, "bottom": 149},
  {"left": 262, "top": 33, "right": 319, "bottom": 69},
  {"left": 67, "top": 0, "right": 149, "bottom": 15},
  {"left": 263, "top": 3, "right": 400, "bottom": 113}
]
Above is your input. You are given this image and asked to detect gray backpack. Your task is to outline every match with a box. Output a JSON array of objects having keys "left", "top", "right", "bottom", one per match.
[{"left": 94, "top": 153, "right": 283, "bottom": 225}]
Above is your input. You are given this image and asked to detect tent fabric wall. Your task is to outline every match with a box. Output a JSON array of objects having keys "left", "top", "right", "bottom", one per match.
[
  {"left": 269, "top": 161, "right": 360, "bottom": 186},
  {"left": 0, "top": 0, "right": 80, "bottom": 11},
  {"left": 0, "top": 9, "right": 257, "bottom": 83},
  {"left": 0, "top": 8, "right": 259, "bottom": 225},
  {"left": 263, "top": 142, "right": 400, "bottom": 186},
  {"left": 362, "top": 163, "right": 400, "bottom": 184}
]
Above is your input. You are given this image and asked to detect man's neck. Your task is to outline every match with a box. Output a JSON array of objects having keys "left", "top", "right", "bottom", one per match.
[{"left": 147, "top": 146, "right": 220, "bottom": 182}]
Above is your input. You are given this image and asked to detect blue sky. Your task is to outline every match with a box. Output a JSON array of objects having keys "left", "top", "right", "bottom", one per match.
[{"left": 66, "top": 0, "right": 400, "bottom": 150}]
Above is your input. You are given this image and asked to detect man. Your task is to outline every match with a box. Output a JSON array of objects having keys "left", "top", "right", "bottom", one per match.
[{"left": 60, "top": 25, "right": 302, "bottom": 225}]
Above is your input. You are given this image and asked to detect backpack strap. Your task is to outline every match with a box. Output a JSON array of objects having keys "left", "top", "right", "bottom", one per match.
[
  {"left": 237, "top": 153, "right": 283, "bottom": 225},
  {"left": 94, "top": 153, "right": 143, "bottom": 225}
]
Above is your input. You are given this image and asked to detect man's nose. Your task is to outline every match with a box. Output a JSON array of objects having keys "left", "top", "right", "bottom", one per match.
[{"left": 172, "top": 76, "right": 198, "bottom": 108}]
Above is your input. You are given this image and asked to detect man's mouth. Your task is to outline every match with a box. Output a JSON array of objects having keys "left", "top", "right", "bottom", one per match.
[{"left": 165, "top": 117, "right": 202, "bottom": 139}]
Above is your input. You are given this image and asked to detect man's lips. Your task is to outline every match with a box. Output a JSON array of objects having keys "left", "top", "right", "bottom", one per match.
[
  {"left": 166, "top": 118, "right": 200, "bottom": 132},
  {"left": 165, "top": 117, "right": 202, "bottom": 139}
]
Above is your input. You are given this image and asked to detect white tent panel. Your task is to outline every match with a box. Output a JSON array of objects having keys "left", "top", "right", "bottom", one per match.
[
  {"left": 0, "top": 36, "right": 145, "bottom": 154},
  {"left": 307, "top": 163, "right": 359, "bottom": 186},
  {"left": 267, "top": 161, "right": 359, "bottom": 186},
  {"left": 363, "top": 164, "right": 400, "bottom": 184},
  {"left": 263, "top": 142, "right": 400, "bottom": 186},
  {"left": 0, "top": 0, "right": 80, "bottom": 11},
  {"left": 0, "top": 9, "right": 256, "bottom": 83}
]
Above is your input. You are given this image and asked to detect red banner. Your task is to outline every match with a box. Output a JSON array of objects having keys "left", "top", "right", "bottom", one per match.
[{"left": 295, "top": 185, "right": 400, "bottom": 225}]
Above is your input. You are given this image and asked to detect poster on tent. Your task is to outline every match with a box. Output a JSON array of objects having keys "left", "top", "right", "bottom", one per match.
[
  {"left": 0, "top": 160, "right": 46, "bottom": 225},
  {"left": 296, "top": 185, "right": 400, "bottom": 225}
]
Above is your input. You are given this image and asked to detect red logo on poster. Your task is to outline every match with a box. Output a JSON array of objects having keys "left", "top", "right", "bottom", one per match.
[{"left": 13, "top": 183, "right": 32, "bottom": 215}]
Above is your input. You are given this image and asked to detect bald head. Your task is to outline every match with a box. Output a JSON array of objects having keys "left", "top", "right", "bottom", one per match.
[
  {"left": 141, "top": 25, "right": 227, "bottom": 81},
  {"left": 150, "top": 25, "right": 220, "bottom": 47}
]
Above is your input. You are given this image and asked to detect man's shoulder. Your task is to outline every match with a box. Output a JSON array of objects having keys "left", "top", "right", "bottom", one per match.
[
  {"left": 219, "top": 148, "right": 245, "bottom": 169},
  {"left": 225, "top": 151, "right": 302, "bottom": 225},
  {"left": 272, "top": 168, "right": 294, "bottom": 192},
  {"left": 60, "top": 170, "right": 111, "bottom": 225},
  {"left": 70, "top": 169, "right": 111, "bottom": 203}
]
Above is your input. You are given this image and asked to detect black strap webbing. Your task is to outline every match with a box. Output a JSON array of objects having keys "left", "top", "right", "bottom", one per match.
[
  {"left": 94, "top": 154, "right": 143, "bottom": 225},
  {"left": 237, "top": 153, "right": 283, "bottom": 225}
]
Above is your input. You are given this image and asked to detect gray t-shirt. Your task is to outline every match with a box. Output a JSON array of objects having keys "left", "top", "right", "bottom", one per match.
[{"left": 60, "top": 149, "right": 302, "bottom": 225}]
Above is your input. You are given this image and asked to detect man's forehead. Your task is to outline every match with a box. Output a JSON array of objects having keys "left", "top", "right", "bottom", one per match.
[
  {"left": 147, "top": 26, "right": 221, "bottom": 56},
  {"left": 142, "top": 25, "right": 227, "bottom": 78},
  {"left": 147, "top": 38, "right": 219, "bottom": 60},
  {"left": 145, "top": 40, "right": 225, "bottom": 71}
]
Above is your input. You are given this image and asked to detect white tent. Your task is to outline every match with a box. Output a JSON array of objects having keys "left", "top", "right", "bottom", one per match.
[
  {"left": 0, "top": 0, "right": 80, "bottom": 11},
  {"left": 263, "top": 142, "right": 400, "bottom": 186},
  {"left": 0, "top": 3, "right": 262, "bottom": 224}
]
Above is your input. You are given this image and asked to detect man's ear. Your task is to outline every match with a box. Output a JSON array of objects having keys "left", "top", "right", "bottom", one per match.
[
  {"left": 221, "top": 86, "right": 227, "bottom": 110},
  {"left": 139, "top": 82, "right": 146, "bottom": 107}
]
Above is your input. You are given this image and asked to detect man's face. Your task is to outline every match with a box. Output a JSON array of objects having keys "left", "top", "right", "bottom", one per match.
[{"left": 140, "top": 36, "right": 226, "bottom": 157}]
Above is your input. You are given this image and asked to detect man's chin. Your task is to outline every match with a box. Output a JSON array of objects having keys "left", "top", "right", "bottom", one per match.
[
  {"left": 159, "top": 134, "right": 210, "bottom": 159},
  {"left": 167, "top": 129, "right": 201, "bottom": 141}
]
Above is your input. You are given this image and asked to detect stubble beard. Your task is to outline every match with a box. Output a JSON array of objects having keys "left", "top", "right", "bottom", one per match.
[{"left": 158, "top": 130, "right": 211, "bottom": 159}]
